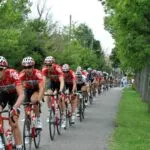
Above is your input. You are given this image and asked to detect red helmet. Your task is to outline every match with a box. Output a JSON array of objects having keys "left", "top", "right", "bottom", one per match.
[
  {"left": 44, "top": 56, "right": 55, "bottom": 65},
  {"left": 22, "top": 56, "right": 35, "bottom": 67},
  {"left": 0, "top": 56, "right": 8, "bottom": 68}
]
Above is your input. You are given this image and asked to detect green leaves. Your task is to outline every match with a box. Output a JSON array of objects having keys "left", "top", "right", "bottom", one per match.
[{"left": 104, "top": 0, "right": 150, "bottom": 72}]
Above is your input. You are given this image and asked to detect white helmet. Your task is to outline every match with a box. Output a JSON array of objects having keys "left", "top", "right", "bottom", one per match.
[
  {"left": 62, "top": 64, "right": 70, "bottom": 72},
  {"left": 0, "top": 56, "right": 8, "bottom": 68},
  {"left": 22, "top": 56, "right": 35, "bottom": 67},
  {"left": 76, "top": 70, "right": 82, "bottom": 77},
  {"left": 44, "top": 56, "right": 55, "bottom": 65},
  {"left": 87, "top": 67, "right": 92, "bottom": 71},
  {"left": 76, "top": 66, "right": 82, "bottom": 71}
]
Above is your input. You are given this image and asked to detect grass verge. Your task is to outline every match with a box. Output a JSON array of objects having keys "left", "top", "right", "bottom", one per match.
[{"left": 109, "top": 88, "right": 150, "bottom": 150}]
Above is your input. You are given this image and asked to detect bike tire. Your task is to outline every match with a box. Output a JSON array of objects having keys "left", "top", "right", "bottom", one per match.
[
  {"left": 49, "top": 108, "right": 55, "bottom": 141},
  {"left": 56, "top": 105, "right": 62, "bottom": 135},
  {"left": 23, "top": 117, "right": 32, "bottom": 150},
  {"left": 33, "top": 128, "right": 41, "bottom": 148},
  {"left": 79, "top": 98, "right": 83, "bottom": 122},
  {"left": 0, "top": 133, "right": 5, "bottom": 150}
]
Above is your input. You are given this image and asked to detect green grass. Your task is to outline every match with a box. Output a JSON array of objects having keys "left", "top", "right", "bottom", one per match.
[{"left": 109, "top": 88, "right": 150, "bottom": 150}]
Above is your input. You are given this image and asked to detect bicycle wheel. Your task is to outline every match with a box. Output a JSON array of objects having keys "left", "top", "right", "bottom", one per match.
[
  {"left": 23, "top": 117, "right": 32, "bottom": 150},
  {"left": 49, "top": 108, "right": 55, "bottom": 141},
  {"left": 64, "top": 104, "right": 69, "bottom": 130},
  {"left": 33, "top": 127, "right": 41, "bottom": 148},
  {"left": 0, "top": 133, "right": 5, "bottom": 150},
  {"left": 89, "top": 90, "right": 93, "bottom": 105},
  {"left": 56, "top": 105, "right": 62, "bottom": 135},
  {"left": 79, "top": 98, "right": 83, "bottom": 122},
  {"left": 82, "top": 96, "right": 85, "bottom": 119}
]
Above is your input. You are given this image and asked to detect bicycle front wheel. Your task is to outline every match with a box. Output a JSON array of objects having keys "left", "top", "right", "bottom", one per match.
[
  {"left": 23, "top": 117, "right": 32, "bottom": 150},
  {"left": 33, "top": 127, "right": 41, "bottom": 148},
  {"left": 49, "top": 108, "right": 55, "bottom": 141},
  {"left": 0, "top": 133, "right": 5, "bottom": 150},
  {"left": 56, "top": 105, "right": 62, "bottom": 135}
]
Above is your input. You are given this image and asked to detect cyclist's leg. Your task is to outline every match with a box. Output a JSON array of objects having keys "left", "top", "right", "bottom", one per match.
[{"left": 8, "top": 93, "right": 22, "bottom": 148}]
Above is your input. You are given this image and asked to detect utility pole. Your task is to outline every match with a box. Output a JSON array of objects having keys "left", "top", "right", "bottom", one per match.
[
  {"left": 68, "top": 14, "right": 72, "bottom": 51},
  {"left": 69, "top": 14, "right": 72, "bottom": 42},
  {"left": 91, "top": 37, "right": 93, "bottom": 50}
]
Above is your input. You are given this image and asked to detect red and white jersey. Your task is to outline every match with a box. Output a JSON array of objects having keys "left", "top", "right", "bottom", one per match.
[
  {"left": 82, "top": 71, "right": 88, "bottom": 77},
  {"left": 19, "top": 69, "right": 43, "bottom": 89},
  {"left": 64, "top": 70, "right": 76, "bottom": 84},
  {"left": 42, "top": 64, "right": 64, "bottom": 82},
  {"left": 0, "top": 69, "right": 21, "bottom": 93}
]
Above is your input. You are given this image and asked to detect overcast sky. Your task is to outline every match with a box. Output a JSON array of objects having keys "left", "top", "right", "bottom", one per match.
[{"left": 30, "top": 0, "right": 115, "bottom": 55}]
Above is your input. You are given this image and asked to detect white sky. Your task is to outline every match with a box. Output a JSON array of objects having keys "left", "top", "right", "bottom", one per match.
[{"left": 29, "top": 0, "right": 115, "bottom": 55}]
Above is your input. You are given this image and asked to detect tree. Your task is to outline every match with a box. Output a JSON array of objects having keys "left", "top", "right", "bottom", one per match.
[{"left": 102, "top": 0, "right": 150, "bottom": 72}]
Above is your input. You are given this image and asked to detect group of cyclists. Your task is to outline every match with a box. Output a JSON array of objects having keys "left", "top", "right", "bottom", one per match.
[{"left": 0, "top": 55, "right": 112, "bottom": 150}]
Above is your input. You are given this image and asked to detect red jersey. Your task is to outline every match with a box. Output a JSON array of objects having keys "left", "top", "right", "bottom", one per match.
[
  {"left": 0, "top": 69, "right": 21, "bottom": 93},
  {"left": 82, "top": 71, "right": 88, "bottom": 77},
  {"left": 64, "top": 70, "right": 76, "bottom": 84},
  {"left": 42, "top": 64, "right": 64, "bottom": 82},
  {"left": 19, "top": 69, "right": 43, "bottom": 89}
]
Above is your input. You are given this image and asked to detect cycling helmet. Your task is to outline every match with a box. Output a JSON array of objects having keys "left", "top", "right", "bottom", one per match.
[
  {"left": 76, "top": 70, "right": 82, "bottom": 77},
  {"left": 0, "top": 56, "right": 8, "bottom": 68},
  {"left": 62, "top": 64, "right": 70, "bottom": 72},
  {"left": 44, "top": 56, "right": 55, "bottom": 65},
  {"left": 97, "top": 71, "right": 103, "bottom": 76},
  {"left": 22, "top": 56, "right": 35, "bottom": 67},
  {"left": 76, "top": 66, "right": 82, "bottom": 71},
  {"left": 87, "top": 67, "right": 92, "bottom": 71}
]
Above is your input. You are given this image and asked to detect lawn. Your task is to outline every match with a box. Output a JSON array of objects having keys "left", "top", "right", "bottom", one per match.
[{"left": 109, "top": 88, "right": 150, "bottom": 150}]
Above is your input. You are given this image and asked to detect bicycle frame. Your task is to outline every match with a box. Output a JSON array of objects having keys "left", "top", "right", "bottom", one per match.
[
  {"left": 49, "top": 94, "right": 60, "bottom": 126},
  {"left": 24, "top": 103, "right": 38, "bottom": 138},
  {"left": 0, "top": 110, "right": 13, "bottom": 150}
]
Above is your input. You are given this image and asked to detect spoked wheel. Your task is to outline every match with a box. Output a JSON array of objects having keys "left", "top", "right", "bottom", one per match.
[
  {"left": 0, "top": 133, "right": 6, "bottom": 150},
  {"left": 98, "top": 86, "right": 101, "bottom": 95},
  {"left": 34, "top": 127, "right": 41, "bottom": 148},
  {"left": 49, "top": 108, "right": 56, "bottom": 141},
  {"left": 82, "top": 96, "right": 86, "bottom": 119},
  {"left": 56, "top": 105, "right": 62, "bottom": 135},
  {"left": 23, "top": 117, "right": 32, "bottom": 150},
  {"left": 79, "top": 98, "right": 83, "bottom": 122},
  {"left": 65, "top": 104, "right": 72, "bottom": 129},
  {"left": 89, "top": 90, "right": 93, "bottom": 105}
]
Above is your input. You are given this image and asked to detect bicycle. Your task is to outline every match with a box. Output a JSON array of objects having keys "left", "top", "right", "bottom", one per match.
[
  {"left": 22, "top": 102, "right": 42, "bottom": 150},
  {"left": 63, "top": 89, "right": 72, "bottom": 129},
  {"left": 44, "top": 93, "right": 62, "bottom": 141},
  {"left": 0, "top": 109, "right": 16, "bottom": 150},
  {"left": 76, "top": 91, "right": 85, "bottom": 122}
]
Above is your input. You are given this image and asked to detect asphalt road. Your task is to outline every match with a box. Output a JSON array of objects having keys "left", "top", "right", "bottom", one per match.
[{"left": 19, "top": 87, "right": 122, "bottom": 150}]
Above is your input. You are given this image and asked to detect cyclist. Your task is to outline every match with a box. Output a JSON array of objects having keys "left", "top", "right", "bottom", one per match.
[
  {"left": 19, "top": 56, "right": 44, "bottom": 130},
  {"left": 75, "top": 70, "right": 87, "bottom": 115},
  {"left": 62, "top": 64, "right": 77, "bottom": 124},
  {"left": 42, "top": 56, "right": 65, "bottom": 127},
  {"left": 0, "top": 56, "right": 24, "bottom": 150}
]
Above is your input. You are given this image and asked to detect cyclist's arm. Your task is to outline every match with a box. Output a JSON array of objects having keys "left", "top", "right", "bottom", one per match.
[
  {"left": 72, "top": 80, "right": 76, "bottom": 93},
  {"left": 38, "top": 80, "right": 44, "bottom": 101},
  {"left": 59, "top": 76, "right": 64, "bottom": 92},
  {"left": 14, "top": 85, "right": 24, "bottom": 108}
]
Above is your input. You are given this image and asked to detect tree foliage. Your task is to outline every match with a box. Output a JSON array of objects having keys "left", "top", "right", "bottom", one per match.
[
  {"left": 101, "top": 0, "right": 150, "bottom": 72},
  {"left": 0, "top": 0, "right": 108, "bottom": 71}
]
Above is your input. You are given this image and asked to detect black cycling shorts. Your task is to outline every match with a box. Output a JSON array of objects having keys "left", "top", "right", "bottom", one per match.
[
  {"left": 48, "top": 81, "right": 60, "bottom": 92},
  {"left": 24, "top": 87, "right": 39, "bottom": 102},
  {"left": 77, "top": 83, "right": 85, "bottom": 91},
  {"left": 0, "top": 92, "right": 17, "bottom": 109},
  {"left": 65, "top": 84, "right": 73, "bottom": 93}
]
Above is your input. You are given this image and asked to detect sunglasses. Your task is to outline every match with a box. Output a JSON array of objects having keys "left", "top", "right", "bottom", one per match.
[
  {"left": 23, "top": 66, "right": 33, "bottom": 69},
  {"left": 63, "top": 71, "right": 69, "bottom": 73},
  {"left": 0, "top": 68, "right": 4, "bottom": 71},
  {"left": 46, "top": 64, "right": 52, "bottom": 67}
]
